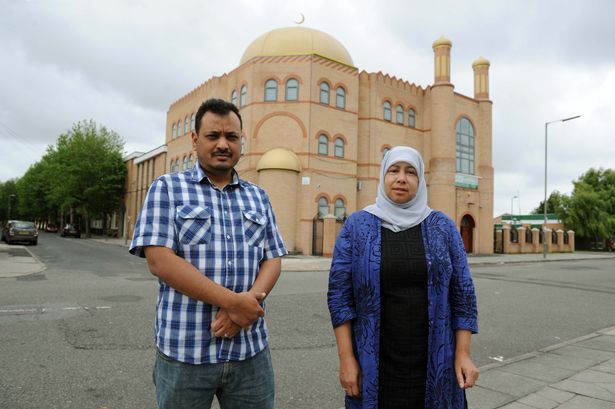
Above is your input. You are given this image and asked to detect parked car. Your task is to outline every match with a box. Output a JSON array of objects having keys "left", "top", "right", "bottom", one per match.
[
  {"left": 61, "top": 223, "right": 81, "bottom": 238},
  {"left": 3, "top": 220, "right": 38, "bottom": 245},
  {"left": 44, "top": 223, "right": 58, "bottom": 233},
  {"left": 1, "top": 220, "right": 17, "bottom": 241}
]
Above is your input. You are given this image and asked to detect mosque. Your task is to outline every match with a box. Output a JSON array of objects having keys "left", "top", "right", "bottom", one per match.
[{"left": 122, "top": 26, "right": 494, "bottom": 255}]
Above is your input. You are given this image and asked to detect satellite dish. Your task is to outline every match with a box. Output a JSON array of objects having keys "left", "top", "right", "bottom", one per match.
[{"left": 294, "top": 13, "right": 305, "bottom": 25}]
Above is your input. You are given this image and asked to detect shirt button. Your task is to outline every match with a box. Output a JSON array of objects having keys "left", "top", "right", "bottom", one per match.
[
  {"left": 228, "top": 261, "right": 232, "bottom": 266},
  {"left": 226, "top": 234, "right": 231, "bottom": 239}
]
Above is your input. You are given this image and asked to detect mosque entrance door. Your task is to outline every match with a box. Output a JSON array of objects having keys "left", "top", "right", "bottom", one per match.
[{"left": 460, "top": 215, "right": 475, "bottom": 253}]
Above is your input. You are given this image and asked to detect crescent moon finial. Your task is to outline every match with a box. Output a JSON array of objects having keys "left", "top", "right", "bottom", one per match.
[{"left": 294, "top": 13, "right": 305, "bottom": 25}]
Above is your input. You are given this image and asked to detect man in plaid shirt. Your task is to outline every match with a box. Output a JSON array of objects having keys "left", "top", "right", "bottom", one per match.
[{"left": 130, "top": 98, "right": 287, "bottom": 409}]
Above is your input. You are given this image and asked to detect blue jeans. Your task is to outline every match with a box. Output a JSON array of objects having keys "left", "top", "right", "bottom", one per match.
[{"left": 153, "top": 346, "right": 274, "bottom": 409}]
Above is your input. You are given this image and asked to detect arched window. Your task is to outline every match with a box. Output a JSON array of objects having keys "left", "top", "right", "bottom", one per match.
[
  {"left": 318, "top": 135, "right": 328, "bottom": 155},
  {"left": 408, "top": 108, "right": 416, "bottom": 128},
  {"left": 335, "top": 87, "right": 346, "bottom": 109},
  {"left": 383, "top": 101, "right": 392, "bottom": 121},
  {"left": 320, "top": 82, "right": 330, "bottom": 105},
  {"left": 187, "top": 155, "right": 193, "bottom": 169},
  {"left": 184, "top": 117, "right": 189, "bottom": 134},
  {"left": 171, "top": 159, "right": 179, "bottom": 173},
  {"left": 396, "top": 105, "right": 404, "bottom": 124},
  {"left": 285, "top": 78, "right": 299, "bottom": 101},
  {"left": 334, "top": 137, "right": 344, "bottom": 158},
  {"left": 317, "top": 197, "right": 329, "bottom": 218},
  {"left": 231, "top": 90, "right": 238, "bottom": 107},
  {"left": 264, "top": 79, "right": 277, "bottom": 102},
  {"left": 182, "top": 156, "right": 189, "bottom": 171},
  {"left": 240, "top": 85, "right": 247, "bottom": 107},
  {"left": 190, "top": 113, "right": 195, "bottom": 131},
  {"left": 177, "top": 120, "right": 182, "bottom": 136},
  {"left": 552, "top": 230, "right": 558, "bottom": 244},
  {"left": 172, "top": 123, "right": 176, "bottom": 139},
  {"left": 334, "top": 199, "right": 346, "bottom": 220},
  {"left": 240, "top": 136, "right": 245, "bottom": 155},
  {"left": 526, "top": 228, "right": 533, "bottom": 244},
  {"left": 455, "top": 117, "right": 475, "bottom": 174}
]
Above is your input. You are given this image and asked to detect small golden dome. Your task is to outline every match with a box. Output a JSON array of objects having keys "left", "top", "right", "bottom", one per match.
[
  {"left": 472, "top": 56, "right": 490, "bottom": 68},
  {"left": 432, "top": 36, "right": 452, "bottom": 49},
  {"left": 256, "top": 148, "right": 302, "bottom": 172},
  {"left": 240, "top": 26, "right": 354, "bottom": 67}
]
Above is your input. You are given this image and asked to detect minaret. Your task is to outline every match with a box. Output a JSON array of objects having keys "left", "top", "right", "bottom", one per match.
[
  {"left": 472, "top": 56, "right": 494, "bottom": 253},
  {"left": 428, "top": 36, "right": 456, "bottom": 219},
  {"left": 432, "top": 36, "right": 452, "bottom": 84},
  {"left": 472, "top": 57, "right": 490, "bottom": 100}
]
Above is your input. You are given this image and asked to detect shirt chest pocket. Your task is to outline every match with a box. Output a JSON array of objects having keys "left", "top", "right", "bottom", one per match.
[
  {"left": 243, "top": 210, "right": 267, "bottom": 247},
  {"left": 176, "top": 205, "right": 212, "bottom": 245}
]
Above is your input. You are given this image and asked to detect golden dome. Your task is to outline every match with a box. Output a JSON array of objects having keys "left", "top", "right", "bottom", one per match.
[
  {"left": 240, "top": 27, "right": 354, "bottom": 67},
  {"left": 432, "top": 36, "right": 452, "bottom": 49},
  {"left": 256, "top": 148, "right": 302, "bottom": 172},
  {"left": 472, "top": 56, "right": 491, "bottom": 68}
]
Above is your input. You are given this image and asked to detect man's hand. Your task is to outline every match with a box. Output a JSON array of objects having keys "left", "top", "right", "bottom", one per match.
[
  {"left": 226, "top": 291, "right": 266, "bottom": 328},
  {"left": 211, "top": 309, "right": 241, "bottom": 338}
]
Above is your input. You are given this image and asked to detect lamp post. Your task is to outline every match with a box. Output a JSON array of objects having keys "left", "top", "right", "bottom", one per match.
[
  {"left": 6, "top": 194, "right": 16, "bottom": 221},
  {"left": 543, "top": 115, "right": 580, "bottom": 258},
  {"left": 510, "top": 195, "right": 518, "bottom": 221}
]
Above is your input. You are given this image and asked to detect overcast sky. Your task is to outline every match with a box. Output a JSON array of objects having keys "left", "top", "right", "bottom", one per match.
[{"left": 1, "top": 0, "right": 613, "bottom": 216}]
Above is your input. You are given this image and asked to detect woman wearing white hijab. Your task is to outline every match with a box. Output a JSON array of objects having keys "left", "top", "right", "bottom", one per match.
[{"left": 328, "top": 146, "right": 479, "bottom": 409}]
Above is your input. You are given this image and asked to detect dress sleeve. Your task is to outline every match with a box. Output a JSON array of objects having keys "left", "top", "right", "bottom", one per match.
[
  {"left": 327, "top": 220, "right": 357, "bottom": 327},
  {"left": 129, "top": 178, "right": 177, "bottom": 258},
  {"left": 448, "top": 219, "right": 479, "bottom": 333}
]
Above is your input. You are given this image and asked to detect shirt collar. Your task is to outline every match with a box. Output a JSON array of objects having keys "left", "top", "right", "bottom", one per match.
[{"left": 190, "top": 162, "right": 240, "bottom": 187}]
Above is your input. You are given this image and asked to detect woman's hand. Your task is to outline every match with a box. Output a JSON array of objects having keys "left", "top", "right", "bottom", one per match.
[
  {"left": 339, "top": 355, "right": 362, "bottom": 397},
  {"left": 455, "top": 353, "right": 479, "bottom": 389}
]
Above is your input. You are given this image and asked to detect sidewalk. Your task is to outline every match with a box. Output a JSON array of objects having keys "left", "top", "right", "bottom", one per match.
[
  {"left": 468, "top": 326, "right": 615, "bottom": 409},
  {"left": 0, "top": 243, "right": 45, "bottom": 278}
]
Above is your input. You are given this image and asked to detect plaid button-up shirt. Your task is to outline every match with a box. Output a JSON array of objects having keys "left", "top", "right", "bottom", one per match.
[{"left": 130, "top": 164, "right": 287, "bottom": 364}]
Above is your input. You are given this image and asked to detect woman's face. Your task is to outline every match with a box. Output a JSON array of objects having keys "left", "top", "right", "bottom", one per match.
[{"left": 384, "top": 161, "right": 419, "bottom": 204}]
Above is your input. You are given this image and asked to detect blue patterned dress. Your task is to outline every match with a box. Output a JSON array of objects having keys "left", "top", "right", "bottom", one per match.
[{"left": 328, "top": 210, "right": 478, "bottom": 409}]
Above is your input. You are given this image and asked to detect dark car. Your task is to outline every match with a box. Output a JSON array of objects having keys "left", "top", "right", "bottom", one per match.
[
  {"left": 44, "top": 223, "right": 58, "bottom": 233},
  {"left": 3, "top": 220, "right": 38, "bottom": 245},
  {"left": 61, "top": 223, "right": 81, "bottom": 238}
]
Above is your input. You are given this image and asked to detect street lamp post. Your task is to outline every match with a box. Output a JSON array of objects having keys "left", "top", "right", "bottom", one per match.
[
  {"left": 543, "top": 115, "right": 581, "bottom": 258},
  {"left": 510, "top": 195, "right": 518, "bottom": 220},
  {"left": 7, "top": 194, "right": 16, "bottom": 221}
]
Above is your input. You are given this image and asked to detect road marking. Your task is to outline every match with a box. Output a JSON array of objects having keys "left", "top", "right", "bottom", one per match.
[{"left": 488, "top": 355, "right": 504, "bottom": 362}]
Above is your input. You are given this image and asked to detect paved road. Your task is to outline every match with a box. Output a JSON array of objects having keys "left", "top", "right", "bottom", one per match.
[{"left": 0, "top": 233, "right": 614, "bottom": 408}]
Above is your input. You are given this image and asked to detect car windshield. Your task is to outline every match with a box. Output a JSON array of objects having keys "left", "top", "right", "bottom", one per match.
[{"left": 14, "top": 222, "right": 35, "bottom": 229}]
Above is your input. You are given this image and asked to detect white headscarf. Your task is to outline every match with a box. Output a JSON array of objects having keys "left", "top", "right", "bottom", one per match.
[{"left": 363, "top": 146, "right": 432, "bottom": 232}]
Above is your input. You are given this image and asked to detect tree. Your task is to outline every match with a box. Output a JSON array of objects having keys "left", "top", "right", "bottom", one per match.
[
  {"left": 46, "top": 120, "right": 126, "bottom": 235},
  {"left": 562, "top": 168, "right": 615, "bottom": 241},
  {"left": 0, "top": 179, "right": 20, "bottom": 222},
  {"left": 532, "top": 190, "right": 567, "bottom": 217}
]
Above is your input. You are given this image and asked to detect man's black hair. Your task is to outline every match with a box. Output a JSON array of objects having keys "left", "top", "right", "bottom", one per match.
[{"left": 194, "top": 98, "right": 243, "bottom": 134}]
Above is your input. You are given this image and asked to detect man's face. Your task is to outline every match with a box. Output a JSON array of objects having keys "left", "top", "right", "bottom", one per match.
[{"left": 192, "top": 111, "right": 242, "bottom": 179}]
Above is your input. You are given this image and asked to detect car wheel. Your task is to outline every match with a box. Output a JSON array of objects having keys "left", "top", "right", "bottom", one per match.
[{"left": 32, "top": 240, "right": 38, "bottom": 246}]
